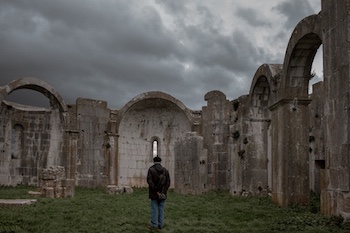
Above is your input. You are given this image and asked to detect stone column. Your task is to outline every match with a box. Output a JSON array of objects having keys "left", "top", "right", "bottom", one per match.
[
  {"left": 107, "top": 134, "right": 118, "bottom": 185},
  {"left": 270, "top": 98, "right": 311, "bottom": 206},
  {"left": 106, "top": 120, "right": 118, "bottom": 186},
  {"left": 320, "top": 0, "right": 350, "bottom": 217},
  {"left": 65, "top": 130, "right": 79, "bottom": 182}
]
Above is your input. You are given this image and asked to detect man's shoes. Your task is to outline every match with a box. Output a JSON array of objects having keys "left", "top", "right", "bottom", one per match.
[
  {"left": 158, "top": 226, "right": 163, "bottom": 230},
  {"left": 147, "top": 225, "right": 158, "bottom": 231}
]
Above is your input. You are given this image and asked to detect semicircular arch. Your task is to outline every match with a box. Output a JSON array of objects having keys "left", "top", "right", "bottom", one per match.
[
  {"left": 281, "top": 14, "right": 322, "bottom": 99},
  {"left": 118, "top": 91, "right": 193, "bottom": 127},
  {"left": 0, "top": 77, "right": 67, "bottom": 114},
  {"left": 249, "top": 64, "right": 283, "bottom": 107}
]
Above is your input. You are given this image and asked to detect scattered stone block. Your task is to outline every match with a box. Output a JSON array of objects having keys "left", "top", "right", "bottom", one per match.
[
  {"left": 28, "top": 191, "right": 42, "bottom": 196},
  {"left": 39, "top": 166, "right": 75, "bottom": 198},
  {"left": 106, "top": 185, "right": 133, "bottom": 194}
]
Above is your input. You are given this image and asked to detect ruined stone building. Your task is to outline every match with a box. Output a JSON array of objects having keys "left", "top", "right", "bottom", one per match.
[{"left": 0, "top": 0, "right": 350, "bottom": 219}]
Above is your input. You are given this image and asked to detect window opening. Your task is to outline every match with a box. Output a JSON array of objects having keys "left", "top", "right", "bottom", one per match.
[
  {"left": 309, "top": 45, "right": 323, "bottom": 94},
  {"left": 153, "top": 140, "right": 158, "bottom": 158}
]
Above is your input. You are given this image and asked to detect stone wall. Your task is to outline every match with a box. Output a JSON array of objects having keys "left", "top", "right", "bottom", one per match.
[
  {"left": 202, "top": 91, "right": 231, "bottom": 190},
  {"left": 117, "top": 95, "right": 192, "bottom": 188},
  {"left": 0, "top": 102, "right": 63, "bottom": 185},
  {"left": 175, "top": 132, "right": 207, "bottom": 194},
  {"left": 320, "top": 0, "right": 350, "bottom": 217},
  {"left": 229, "top": 94, "right": 270, "bottom": 196},
  {"left": 75, "top": 98, "right": 110, "bottom": 188},
  {"left": 309, "top": 81, "right": 325, "bottom": 194}
]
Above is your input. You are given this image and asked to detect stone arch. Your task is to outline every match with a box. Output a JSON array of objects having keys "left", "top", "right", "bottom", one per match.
[
  {"left": 281, "top": 14, "right": 322, "bottom": 98},
  {"left": 0, "top": 77, "right": 69, "bottom": 186},
  {"left": 0, "top": 77, "right": 67, "bottom": 118},
  {"left": 118, "top": 91, "right": 193, "bottom": 124},
  {"left": 117, "top": 91, "right": 192, "bottom": 188},
  {"left": 250, "top": 64, "right": 282, "bottom": 111},
  {"left": 241, "top": 64, "right": 282, "bottom": 194},
  {"left": 270, "top": 14, "right": 323, "bottom": 206}
]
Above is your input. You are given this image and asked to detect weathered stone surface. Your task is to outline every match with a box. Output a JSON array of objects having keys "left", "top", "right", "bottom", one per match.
[
  {"left": 175, "top": 132, "right": 208, "bottom": 194},
  {"left": 39, "top": 166, "right": 75, "bottom": 198}
]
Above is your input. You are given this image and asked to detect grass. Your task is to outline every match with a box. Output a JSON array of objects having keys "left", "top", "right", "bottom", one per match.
[{"left": 0, "top": 186, "right": 349, "bottom": 233}]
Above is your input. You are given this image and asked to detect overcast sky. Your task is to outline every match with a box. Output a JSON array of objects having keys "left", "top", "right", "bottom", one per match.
[{"left": 0, "top": 0, "right": 322, "bottom": 110}]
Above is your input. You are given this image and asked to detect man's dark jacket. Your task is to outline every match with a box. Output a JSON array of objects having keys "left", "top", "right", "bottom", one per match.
[{"left": 147, "top": 163, "right": 170, "bottom": 200}]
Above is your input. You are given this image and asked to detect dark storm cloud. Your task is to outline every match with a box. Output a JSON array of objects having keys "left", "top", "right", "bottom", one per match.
[
  {"left": 0, "top": 0, "right": 320, "bottom": 110},
  {"left": 0, "top": 0, "right": 186, "bottom": 107},
  {"left": 157, "top": 1, "right": 265, "bottom": 74}
]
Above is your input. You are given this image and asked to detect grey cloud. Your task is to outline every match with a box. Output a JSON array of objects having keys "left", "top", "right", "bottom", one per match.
[
  {"left": 0, "top": 0, "right": 318, "bottom": 110},
  {"left": 0, "top": 1, "right": 187, "bottom": 107},
  {"left": 155, "top": 0, "right": 188, "bottom": 15},
  {"left": 235, "top": 7, "right": 271, "bottom": 27},
  {"left": 273, "top": 0, "right": 314, "bottom": 29},
  {"left": 158, "top": 2, "right": 265, "bottom": 75}
]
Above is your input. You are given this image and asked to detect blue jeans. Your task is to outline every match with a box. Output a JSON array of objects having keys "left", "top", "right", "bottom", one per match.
[{"left": 150, "top": 199, "right": 165, "bottom": 228}]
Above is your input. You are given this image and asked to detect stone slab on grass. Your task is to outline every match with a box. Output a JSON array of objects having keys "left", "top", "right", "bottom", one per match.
[{"left": 0, "top": 199, "right": 37, "bottom": 207}]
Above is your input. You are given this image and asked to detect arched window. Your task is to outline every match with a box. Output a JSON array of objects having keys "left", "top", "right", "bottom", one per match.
[
  {"left": 153, "top": 140, "right": 158, "bottom": 158},
  {"left": 150, "top": 136, "right": 160, "bottom": 160}
]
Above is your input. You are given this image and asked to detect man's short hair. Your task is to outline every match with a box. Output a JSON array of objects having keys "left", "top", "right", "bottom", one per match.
[{"left": 153, "top": 156, "right": 162, "bottom": 162}]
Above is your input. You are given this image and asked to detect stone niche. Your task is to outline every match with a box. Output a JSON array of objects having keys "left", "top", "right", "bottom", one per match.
[{"left": 40, "top": 166, "right": 75, "bottom": 198}]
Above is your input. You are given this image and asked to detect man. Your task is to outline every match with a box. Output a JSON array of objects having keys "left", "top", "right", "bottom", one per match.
[{"left": 147, "top": 156, "right": 170, "bottom": 230}]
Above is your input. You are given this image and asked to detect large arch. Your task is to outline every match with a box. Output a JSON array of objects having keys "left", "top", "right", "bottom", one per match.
[
  {"left": 0, "top": 77, "right": 67, "bottom": 115},
  {"left": 270, "top": 14, "right": 323, "bottom": 206},
  {"left": 248, "top": 64, "right": 282, "bottom": 193},
  {"left": 116, "top": 91, "right": 193, "bottom": 188},
  {"left": 0, "top": 77, "right": 70, "bottom": 186},
  {"left": 281, "top": 14, "right": 322, "bottom": 99},
  {"left": 118, "top": 91, "right": 194, "bottom": 125},
  {"left": 250, "top": 64, "right": 283, "bottom": 107}
]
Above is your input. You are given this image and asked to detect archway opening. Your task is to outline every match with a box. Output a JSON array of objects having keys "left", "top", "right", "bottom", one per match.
[
  {"left": 309, "top": 45, "right": 324, "bottom": 94},
  {"left": 285, "top": 33, "right": 322, "bottom": 99},
  {"left": 4, "top": 89, "right": 51, "bottom": 108}
]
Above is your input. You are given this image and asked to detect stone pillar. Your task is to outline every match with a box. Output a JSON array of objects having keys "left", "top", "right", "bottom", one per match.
[
  {"left": 106, "top": 119, "right": 118, "bottom": 186},
  {"left": 107, "top": 134, "right": 118, "bottom": 185},
  {"left": 320, "top": 0, "right": 350, "bottom": 217},
  {"left": 202, "top": 91, "right": 231, "bottom": 190},
  {"left": 65, "top": 130, "right": 79, "bottom": 182},
  {"left": 270, "top": 98, "right": 311, "bottom": 206}
]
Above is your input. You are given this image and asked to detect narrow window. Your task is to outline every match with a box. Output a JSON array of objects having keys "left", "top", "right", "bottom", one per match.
[
  {"left": 153, "top": 140, "right": 158, "bottom": 158},
  {"left": 150, "top": 136, "right": 161, "bottom": 161}
]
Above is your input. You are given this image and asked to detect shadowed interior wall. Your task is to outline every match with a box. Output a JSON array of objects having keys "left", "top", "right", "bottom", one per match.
[
  {"left": 118, "top": 98, "right": 191, "bottom": 188},
  {"left": 0, "top": 102, "right": 63, "bottom": 185}
]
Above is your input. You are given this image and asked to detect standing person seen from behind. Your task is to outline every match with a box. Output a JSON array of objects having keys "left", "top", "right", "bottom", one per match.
[{"left": 147, "top": 156, "right": 170, "bottom": 230}]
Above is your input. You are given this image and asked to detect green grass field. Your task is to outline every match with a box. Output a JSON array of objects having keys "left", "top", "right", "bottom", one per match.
[{"left": 0, "top": 186, "right": 349, "bottom": 233}]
